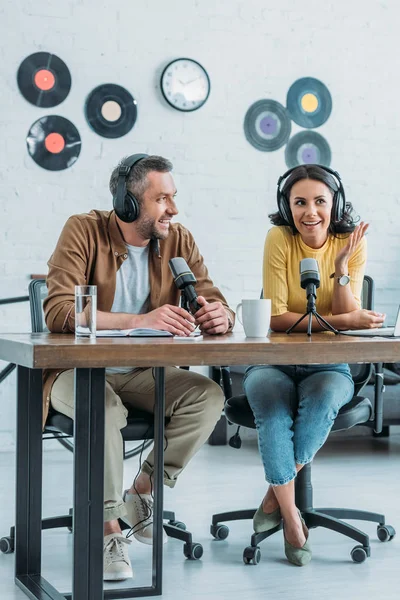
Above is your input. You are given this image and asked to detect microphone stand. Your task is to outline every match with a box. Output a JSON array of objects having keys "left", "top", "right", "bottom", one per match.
[{"left": 286, "top": 283, "right": 339, "bottom": 337}]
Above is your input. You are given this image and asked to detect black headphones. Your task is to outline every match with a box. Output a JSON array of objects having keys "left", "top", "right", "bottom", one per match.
[
  {"left": 113, "top": 153, "right": 149, "bottom": 223},
  {"left": 276, "top": 164, "right": 346, "bottom": 227}
]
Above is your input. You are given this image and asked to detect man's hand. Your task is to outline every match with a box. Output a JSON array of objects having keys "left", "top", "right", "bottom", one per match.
[
  {"left": 138, "top": 305, "right": 196, "bottom": 336},
  {"left": 194, "top": 296, "right": 230, "bottom": 335}
]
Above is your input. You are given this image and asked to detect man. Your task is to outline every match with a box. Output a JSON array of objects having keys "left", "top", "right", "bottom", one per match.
[{"left": 43, "top": 154, "right": 234, "bottom": 581}]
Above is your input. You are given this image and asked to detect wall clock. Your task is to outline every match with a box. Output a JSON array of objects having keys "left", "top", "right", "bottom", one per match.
[{"left": 160, "top": 58, "right": 210, "bottom": 112}]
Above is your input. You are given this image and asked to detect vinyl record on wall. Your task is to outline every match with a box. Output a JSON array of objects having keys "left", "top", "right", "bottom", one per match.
[
  {"left": 26, "top": 115, "right": 81, "bottom": 171},
  {"left": 17, "top": 52, "right": 71, "bottom": 108},
  {"left": 285, "top": 131, "right": 331, "bottom": 168},
  {"left": 244, "top": 99, "right": 291, "bottom": 151},
  {"left": 286, "top": 77, "right": 332, "bottom": 128},
  {"left": 84, "top": 84, "right": 137, "bottom": 138}
]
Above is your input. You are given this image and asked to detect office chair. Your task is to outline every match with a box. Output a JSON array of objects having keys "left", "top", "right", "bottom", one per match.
[
  {"left": 0, "top": 279, "right": 203, "bottom": 560},
  {"left": 210, "top": 276, "right": 396, "bottom": 564}
]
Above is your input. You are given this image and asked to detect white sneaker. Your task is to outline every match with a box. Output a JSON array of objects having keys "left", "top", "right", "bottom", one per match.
[
  {"left": 123, "top": 490, "right": 168, "bottom": 545},
  {"left": 103, "top": 533, "right": 133, "bottom": 581}
]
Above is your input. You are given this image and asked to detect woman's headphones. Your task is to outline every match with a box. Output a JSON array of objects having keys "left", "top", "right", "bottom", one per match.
[
  {"left": 113, "top": 153, "right": 149, "bottom": 223},
  {"left": 276, "top": 164, "right": 346, "bottom": 227}
]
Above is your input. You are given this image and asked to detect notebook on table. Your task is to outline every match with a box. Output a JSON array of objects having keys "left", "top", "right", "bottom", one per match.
[
  {"left": 341, "top": 305, "right": 400, "bottom": 337},
  {"left": 96, "top": 328, "right": 173, "bottom": 337},
  {"left": 96, "top": 329, "right": 203, "bottom": 339}
]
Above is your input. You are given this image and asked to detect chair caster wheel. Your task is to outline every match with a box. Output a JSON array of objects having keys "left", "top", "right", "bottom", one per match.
[
  {"left": 168, "top": 520, "right": 186, "bottom": 530},
  {"left": 210, "top": 524, "right": 229, "bottom": 540},
  {"left": 0, "top": 536, "right": 14, "bottom": 554},
  {"left": 243, "top": 546, "right": 261, "bottom": 565},
  {"left": 351, "top": 545, "right": 369, "bottom": 563},
  {"left": 377, "top": 524, "right": 396, "bottom": 542},
  {"left": 184, "top": 542, "right": 203, "bottom": 560}
]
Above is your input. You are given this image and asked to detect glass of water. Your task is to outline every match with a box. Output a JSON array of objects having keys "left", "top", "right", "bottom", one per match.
[{"left": 75, "top": 285, "right": 97, "bottom": 339}]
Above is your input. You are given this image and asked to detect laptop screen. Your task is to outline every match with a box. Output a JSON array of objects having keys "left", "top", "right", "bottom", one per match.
[{"left": 394, "top": 305, "right": 400, "bottom": 336}]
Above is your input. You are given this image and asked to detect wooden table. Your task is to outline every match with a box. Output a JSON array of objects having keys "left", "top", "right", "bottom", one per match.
[{"left": 0, "top": 331, "right": 399, "bottom": 600}]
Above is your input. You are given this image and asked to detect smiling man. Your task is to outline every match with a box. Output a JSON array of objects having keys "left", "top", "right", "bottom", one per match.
[{"left": 43, "top": 154, "right": 234, "bottom": 581}]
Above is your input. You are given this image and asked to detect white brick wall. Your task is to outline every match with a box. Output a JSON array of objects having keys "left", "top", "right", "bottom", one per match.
[{"left": 1, "top": 0, "right": 399, "bottom": 450}]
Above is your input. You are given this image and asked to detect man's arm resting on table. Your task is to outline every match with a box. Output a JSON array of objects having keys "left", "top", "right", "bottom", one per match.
[{"left": 97, "top": 305, "right": 196, "bottom": 337}]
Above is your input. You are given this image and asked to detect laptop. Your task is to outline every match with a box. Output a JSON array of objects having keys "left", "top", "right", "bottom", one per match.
[{"left": 341, "top": 305, "right": 400, "bottom": 337}]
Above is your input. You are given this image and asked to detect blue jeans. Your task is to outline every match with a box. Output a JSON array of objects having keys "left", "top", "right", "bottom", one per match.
[{"left": 243, "top": 364, "right": 354, "bottom": 486}]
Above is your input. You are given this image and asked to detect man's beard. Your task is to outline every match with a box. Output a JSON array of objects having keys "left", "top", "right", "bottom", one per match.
[{"left": 136, "top": 215, "right": 169, "bottom": 240}]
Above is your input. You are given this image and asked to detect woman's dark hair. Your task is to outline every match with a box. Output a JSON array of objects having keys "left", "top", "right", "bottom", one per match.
[{"left": 269, "top": 164, "right": 359, "bottom": 236}]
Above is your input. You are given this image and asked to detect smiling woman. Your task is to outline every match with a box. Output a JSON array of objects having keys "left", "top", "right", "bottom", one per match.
[{"left": 242, "top": 164, "right": 385, "bottom": 566}]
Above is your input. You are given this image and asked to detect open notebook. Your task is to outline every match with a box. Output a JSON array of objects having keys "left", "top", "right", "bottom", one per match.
[
  {"left": 96, "top": 329, "right": 203, "bottom": 339},
  {"left": 96, "top": 328, "right": 173, "bottom": 337},
  {"left": 341, "top": 305, "right": 400, "bottom": 337}
]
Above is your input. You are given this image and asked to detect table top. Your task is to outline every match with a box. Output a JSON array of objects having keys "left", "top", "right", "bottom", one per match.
[{"left": 0, "top": 331, "right": 399, "bottom": 369}]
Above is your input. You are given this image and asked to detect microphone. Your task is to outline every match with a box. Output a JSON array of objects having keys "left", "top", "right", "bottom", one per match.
[
  {"left": 287, "top": 258, "right": 338, "bottom": 336},
  {"left": 299, "top": 258, "right": 320, "bottom": 305},
  {"left": 168, "top": 257, "right": 202, "bottom": 314}
]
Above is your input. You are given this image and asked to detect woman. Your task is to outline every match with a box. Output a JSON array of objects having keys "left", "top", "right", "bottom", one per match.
[{"left": 244, "top": 164, "right": 385, "bottom": 566}]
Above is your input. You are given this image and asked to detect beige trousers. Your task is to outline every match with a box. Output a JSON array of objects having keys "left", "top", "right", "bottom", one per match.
[{"left": 50, "top": 367, "right": 224, "bottom": 521}]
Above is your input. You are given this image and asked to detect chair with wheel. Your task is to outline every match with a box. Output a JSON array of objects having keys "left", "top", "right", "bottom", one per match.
[
  {"left": 0, "top": 279, "right": 203, "bottom": 560},
  {"left": 210, "top": 275, "right": 396, "bottom": 564}
]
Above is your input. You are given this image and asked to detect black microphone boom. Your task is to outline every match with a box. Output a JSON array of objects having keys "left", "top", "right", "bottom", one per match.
[{"left": 168, "top": 257, "right": 202, "bottom": 314}]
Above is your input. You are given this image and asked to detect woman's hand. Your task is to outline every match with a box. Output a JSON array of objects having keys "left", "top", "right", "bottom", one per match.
[
  {"left": 334, "top": 221, "right": 369, "bottom": 272},
  {"left": 347, "top": 309, "right": 386, "bottom": 330}
]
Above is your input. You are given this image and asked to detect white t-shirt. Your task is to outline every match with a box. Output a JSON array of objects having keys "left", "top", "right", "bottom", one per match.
[{"left": 106, "top": 243, "right": 150, "bottom": 374}]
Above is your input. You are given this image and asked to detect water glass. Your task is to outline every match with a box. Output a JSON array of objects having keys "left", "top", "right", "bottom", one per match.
[{"left": 75, "top": 285, "right": 97, "bottom": 339}]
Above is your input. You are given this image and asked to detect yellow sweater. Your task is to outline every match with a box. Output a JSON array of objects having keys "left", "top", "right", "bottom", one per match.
[{"left": 263, "top": 226, "right": 367, "bottom": 317}]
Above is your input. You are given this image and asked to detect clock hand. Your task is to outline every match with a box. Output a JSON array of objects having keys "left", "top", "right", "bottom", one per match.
[{"left": 182, "top": 77, "right": 200, "bottom": 85}]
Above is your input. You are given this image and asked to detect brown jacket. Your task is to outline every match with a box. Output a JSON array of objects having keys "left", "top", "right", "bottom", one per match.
[{"left": 42, "top": 210, "right": 234, "bottom": 427}]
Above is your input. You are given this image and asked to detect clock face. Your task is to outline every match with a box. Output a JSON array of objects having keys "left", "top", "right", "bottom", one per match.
[{"left": 161, "top": 59, "right": 210, "bottom": 112}]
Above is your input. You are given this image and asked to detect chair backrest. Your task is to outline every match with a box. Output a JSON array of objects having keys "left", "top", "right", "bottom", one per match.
[
  {"left": 349, "top": 275, "right": 374, "bottom": 393},
  {"left": 28, "top": 279, "right": 48, "bottom": 333},
  {"left": 361, "top": 275, "right": 374, "bottom": 312}
]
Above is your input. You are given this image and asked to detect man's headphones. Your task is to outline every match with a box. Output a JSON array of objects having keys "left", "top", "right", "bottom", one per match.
[
  {"left": 113, "top": 153, "right": 149, "bottom": 223},
  {"left": 276, "top": 164, "right": 346, "bottom": 227}
]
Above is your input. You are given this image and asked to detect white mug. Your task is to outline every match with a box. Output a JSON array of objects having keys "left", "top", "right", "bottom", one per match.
[{"left": 236, "top": 299, "right": 271, "bottom": 337}]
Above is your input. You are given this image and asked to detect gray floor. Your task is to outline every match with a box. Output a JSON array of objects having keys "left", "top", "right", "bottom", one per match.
[{"left": 0, "top": 432, "right": 399, "bottom": 600}]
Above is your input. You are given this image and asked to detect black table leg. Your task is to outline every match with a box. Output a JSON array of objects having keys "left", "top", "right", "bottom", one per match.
[
  {"left": 15, "top": 367, "right": 65, "bottom": 599},
  {"left": 152, "top": 367, "right": 165, "bottom": 595},
  {"left": 73, "top": 368, "right": 105, "bottom": 600},
  {"left": 15, "top": 366, "right": 43, "bottom": 582}
]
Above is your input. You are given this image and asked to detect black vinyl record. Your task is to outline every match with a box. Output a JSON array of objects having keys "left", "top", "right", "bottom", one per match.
[
  {"left": 17, "top": 52, "right": 71, "bottom": 108},
  {"left": 26, "top": 115, "right": 81, "bottom": 171},
  {"left": 84, "top": 84, "right": 137, "bottom": 138},
  {"left": 285, "top": 131, "right": 331, "bottom": 168},
  {"left": 286, "top": 77, "right": 332, "bottom": 129},
  {"left": 244, "top": 99, "right": 291, "bottom": 152}
]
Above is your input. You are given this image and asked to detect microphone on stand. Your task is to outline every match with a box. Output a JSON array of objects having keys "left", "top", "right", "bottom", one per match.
[
  {"left": 168, "top": 257, "right": 202, "bottom": 314},
  {"left": 300, "top": 258, "right": 320, "bottom": 309},
  {"left": 286, "top": 258, "right": 338, "bottom": 336}
]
